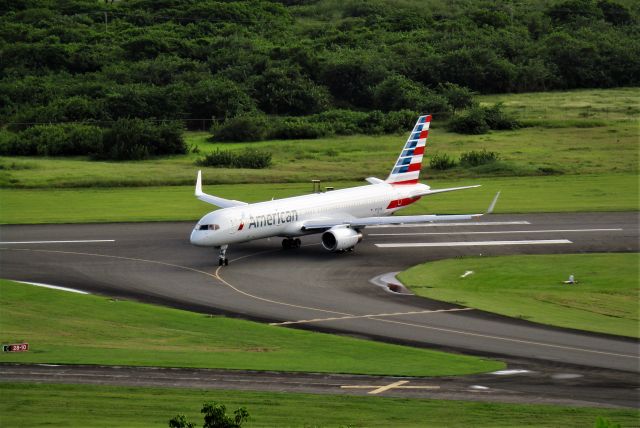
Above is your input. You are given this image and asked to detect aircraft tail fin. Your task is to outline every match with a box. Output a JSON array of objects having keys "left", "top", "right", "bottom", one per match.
[{"left": 385, "top": 114, "right": 431, "bottom": 185}]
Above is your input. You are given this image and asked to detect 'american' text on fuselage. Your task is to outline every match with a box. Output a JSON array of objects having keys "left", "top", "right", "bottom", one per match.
[{"left": 248, "top": 209, "right": 299, "bottom": 229}]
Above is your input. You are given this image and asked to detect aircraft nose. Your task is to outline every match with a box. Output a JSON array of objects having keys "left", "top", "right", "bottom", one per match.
[{"left": 190, "top": 229, "right": 200, "bottom": 245}]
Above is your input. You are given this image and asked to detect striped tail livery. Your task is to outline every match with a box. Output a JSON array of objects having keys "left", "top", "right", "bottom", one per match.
[{"left": 385, "top": 114, "right": 431, "bottom": 185}]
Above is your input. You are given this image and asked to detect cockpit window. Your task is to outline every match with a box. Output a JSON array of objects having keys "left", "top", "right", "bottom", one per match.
[{"left": 198, "top": 224, "right": 220, "bottom": 231}]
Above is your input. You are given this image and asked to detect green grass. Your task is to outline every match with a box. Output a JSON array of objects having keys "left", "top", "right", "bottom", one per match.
[
  {"left": 0, "top": 280, "right": 502, "bottom": 376},
  {"left": 0, "top": 173, "right": 637, "bottom": 224},
  {"left": 1, "top": 383, "right": 638, "bottom": 428},
  {"left": 0, "top": 120, "right": 637, "bottom": 188},
  {"left": 398, "top": 254, "right": 640, "bottom": 338},
  {"left": 479, "top": 87, "right": 640, "bottom": 122},
  {"left": 0, "top": 88, "right": 638, "bottom": 189}
]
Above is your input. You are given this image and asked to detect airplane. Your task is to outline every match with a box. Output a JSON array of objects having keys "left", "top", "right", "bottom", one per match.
[{"left": 190, "top": 114, "right": 499, "bottom": 265}]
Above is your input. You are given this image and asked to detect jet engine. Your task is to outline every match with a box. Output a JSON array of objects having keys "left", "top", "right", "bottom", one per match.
[{"left": 321, "top": 227, "right": 363, "bottom": 252}]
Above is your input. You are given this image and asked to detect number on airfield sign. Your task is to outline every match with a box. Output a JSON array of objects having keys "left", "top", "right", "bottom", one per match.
[{"left": 2, "top": 343, "right": 29, "bottom": 352}]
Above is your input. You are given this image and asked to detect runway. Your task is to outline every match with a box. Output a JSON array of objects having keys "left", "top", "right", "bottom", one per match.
[
  {"left": 1, "top": 212, "right": 639, "bottom": 407},
  {"left": 1, "top": 362, "right": 637, "bottom": 408}
]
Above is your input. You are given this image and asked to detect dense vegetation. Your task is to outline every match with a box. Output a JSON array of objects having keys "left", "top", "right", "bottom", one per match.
[{"left": 0, "top": 0, "right": 638, "bottom": 156}]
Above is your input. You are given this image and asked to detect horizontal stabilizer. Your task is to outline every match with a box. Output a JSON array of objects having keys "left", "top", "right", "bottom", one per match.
[
  {"left": 365, "top": 177, "right": 387, "bottom": 185},
  {"left": 411, "top": 184, "right": 481, "bottom": 198},
  {"left": 195, "top": 171, "right": 248, "bottom": 208}
]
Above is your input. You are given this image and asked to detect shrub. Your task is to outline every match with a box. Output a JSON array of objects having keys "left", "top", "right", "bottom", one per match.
[
  {"left": 212, "top": 115, "right": 268, "bottom": 142},
  {"left": 100, "top": 119, "right": 186, "bottom": 160},
  {"left": 382, "top": 109, "right": 419, "bottom": 133},
  {"left": 483, "top": 102, "right": 521, "bottom": 130},
  {"left": 196, "top": 148, "right": 272, "bottom": 169},
  {"left": 268, "top": 118, "right": 331, "bottom": 140},
  {"left": 459, "top": 149, "right": 500, "bottom": 167},
  {"left": 0, "top": 124, "right": 104, "bottom": 157},
  {"left": 437, "top": 82, "right": 476, "bottom": 112},
  {"left": 448, "top": 103, "right": 521, "bottom": 134},
  {"left": 0, "top": 130, "right": 27, "bottom": 155},
  {"left": 309, "top": 109, "right": 369, "bottom": 135},
  {"left": 448, "top": 106, "right": 489, "bottom": 134},
  {"left": 429, "top": 153, "right": 457, "bottom": 170}
]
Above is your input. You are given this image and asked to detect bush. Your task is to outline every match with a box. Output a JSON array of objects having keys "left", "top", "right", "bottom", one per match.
[
  {"left": 212, "top": 115, "right": 268, "bottom": 142},
  {"left": 382, "top": 109, "right": 420, "bottom": 133},
  {"left": 459, "top": 149, "right": 500, "bottom": 167},
  {"left": 437, "top": 82, "right": 476, "bottom": 112},
  {"left": 447, "top": 106, "right": 489, "bottom": 134},
  {"left": 483, "top": 103, "right": 521, "bottom": 130},
  {"left": 99, "top": 119, "right": 186, "bottom": 160},
  {"left": 309, "top": 109, "right": 369, "bottom": 135},
  {"left": 0, "top": 124, "right": 103, "bottom": 157},
  {"left": 429, "top": 153, "right": 457, "bottom": 170},
  {"left": 448, "top": 103, "right": 521, "bottom": 134},
  {"left": 196, "top": 148, "right": 272, "bottom": 169},
  {"left": 268, "top": 118, "right": 332, "bottom": 139}
]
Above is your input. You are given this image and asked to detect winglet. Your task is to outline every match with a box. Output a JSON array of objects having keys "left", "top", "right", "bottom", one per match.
[
  {"left": 487, "top": 191, "right": 501, "bottom": 214},
  {"left": 194, "top": 170, "right": 248, "bottom": 208},
  {"left": 195, "top": 170, "right": 203, "bottom": 197}
]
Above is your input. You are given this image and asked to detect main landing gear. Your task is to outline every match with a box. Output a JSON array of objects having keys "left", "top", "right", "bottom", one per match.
[
  {"left": 217, "top": 245, "right": 229, "bottom": 266},
  {"left": 282, "top": 238, "right": 301, "bottom": 250}
]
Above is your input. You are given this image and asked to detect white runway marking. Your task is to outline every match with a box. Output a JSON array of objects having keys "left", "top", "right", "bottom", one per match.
[
  {"left": 376, "top": 239, "right": 572, "bottom": 248},
  {"left": 17, "top": 281, "right": 89, "bottom": 294},
  {"left": 368, "top": 221, "right": 530, "bottom": 228},
  {"left": 0, "top": 240, "right": 115, "bottom": 244},
  {"left": 470, "top": 385, "right": 490, "bottom": 390},
  {"left": 270, "top": 308, "right": 473, "bottom": 326},
  {"left": 491, "top": 369, "right": 531, "bottom": 375},
  {"left": 341, "top": 381, "right": 440, "bottom": 395},
  {"left": 370, "top": 228, "right": 622, "bottom": 237}
]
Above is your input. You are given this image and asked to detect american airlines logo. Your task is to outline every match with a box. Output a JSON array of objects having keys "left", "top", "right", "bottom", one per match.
[{"left": 248, "top": 209, "right": 299, "bottom": 229}]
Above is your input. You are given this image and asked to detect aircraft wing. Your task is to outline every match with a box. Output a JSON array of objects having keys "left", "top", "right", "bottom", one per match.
[
  {"left": 195, "top": 171, "right": 248, "bottom": 208},
  {"left": 302, "top": 191, "right": 500, "bottom": 231}
]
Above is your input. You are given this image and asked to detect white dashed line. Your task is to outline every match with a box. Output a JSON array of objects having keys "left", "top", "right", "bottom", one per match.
[
  {"left": 376, "top": 239, "right": 572, "bottom": 248},
  {"left": 369, "top": 228, "right": 622, "bottom": 237},
  {"left": 0, "top": 240, "right": 115, "bottom": 244},
  {"left": 491, "top": 369, "right": 531, "bottom": 375},
  {"left": 368, "top": 221, "right": 530, "bottom": 228}
]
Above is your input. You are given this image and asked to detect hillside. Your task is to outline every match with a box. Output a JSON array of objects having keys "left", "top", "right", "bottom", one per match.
[{"left": 1, "top": 0, "right": 638, "bottom": 151}]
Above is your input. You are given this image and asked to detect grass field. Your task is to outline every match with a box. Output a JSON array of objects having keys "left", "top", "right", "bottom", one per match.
[
  {"left": 1, "top": 383, "right": 638, "bottom": 427},
  {"left": 398, "top": 254, "right": 639, "bottom": 338},
  {"left": 0, "top": 89, "right": 637, "bottom": 189},
  {"left": 0, "top": 173, "right": 637, "bottom": 224},
  {"left": 0, "top": 280, "right": 502, "bottom": 376}
]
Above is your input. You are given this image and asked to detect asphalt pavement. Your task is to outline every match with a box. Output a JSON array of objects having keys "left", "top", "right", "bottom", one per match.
[{"left": 1, "top": 212, "right": 638, "bottom": 407}]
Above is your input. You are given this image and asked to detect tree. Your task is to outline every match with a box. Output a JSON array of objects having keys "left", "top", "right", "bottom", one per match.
[
  {"left": 437, "top": 83, "right": 476, "bottom": 112},
  {"left": 372, "top": 74, "right": 427, "bottom": 112},
  {"left": 202, "top": 402, "right": 249, "bottom": 428},
  {"left": 168, "top": 414, "right": 195, "bottom": 428},
  {"left": 252, "top": 67, "right": 330, "bottom": 115}
]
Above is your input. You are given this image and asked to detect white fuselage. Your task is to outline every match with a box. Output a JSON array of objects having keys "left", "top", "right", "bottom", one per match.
[{"left": 190, "top": 182, "right": 428, "bottom": 247}]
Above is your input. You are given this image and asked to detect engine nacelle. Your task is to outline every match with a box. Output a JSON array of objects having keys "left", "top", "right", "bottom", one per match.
[{"left": 321, "top": 227, "right": 362, "bottom": 252}]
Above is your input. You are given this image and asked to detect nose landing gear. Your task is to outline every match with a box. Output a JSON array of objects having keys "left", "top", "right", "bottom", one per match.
[
  {"left": 282, "top": 238, "right": 301, "bottom": 250},
  {"left": 217, "top": 245, "right": 229, "bottom": 266}
]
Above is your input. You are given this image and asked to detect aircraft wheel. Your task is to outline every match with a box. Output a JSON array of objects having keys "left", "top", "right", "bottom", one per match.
[
  {"left": 282, "top": 239, "right": 291, "bottom": 250},
  {"left": 224, "top": 258, "right": 229, "bottom": 266},
  {"left": 294, "top": 238, "right": 301, "bottom": 248},
  {"left": 218, "top": 259, "right": 223, "bottom": 266}
]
